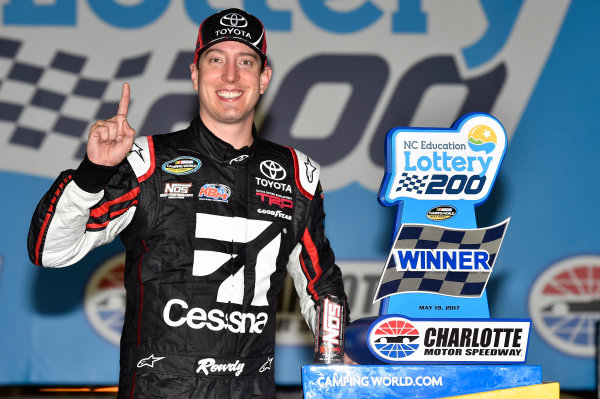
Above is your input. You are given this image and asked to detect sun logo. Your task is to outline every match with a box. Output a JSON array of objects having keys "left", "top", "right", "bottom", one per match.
[{"left": 467, "top": 125, "right": 497, "bottom": 154}]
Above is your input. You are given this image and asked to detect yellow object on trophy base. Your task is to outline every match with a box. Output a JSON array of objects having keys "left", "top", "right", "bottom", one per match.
[{"left": 444, "top": 382, "right": 559, "bottom": 399}]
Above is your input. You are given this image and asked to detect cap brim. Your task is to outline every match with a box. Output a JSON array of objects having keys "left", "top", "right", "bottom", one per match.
[{"left": 194, "top": 37, "right": 267, "bottom": 66}]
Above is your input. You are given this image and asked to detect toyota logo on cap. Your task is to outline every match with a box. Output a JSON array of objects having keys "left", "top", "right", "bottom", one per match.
[
  {"left": 194, "top": 8, "right": 267, "bottom": 67},
  {"left": 260, "top": 160, "right": 286, "bottom": 181},
  {"left": 220, "top": 13, "right": 248, "bottom": 28}
]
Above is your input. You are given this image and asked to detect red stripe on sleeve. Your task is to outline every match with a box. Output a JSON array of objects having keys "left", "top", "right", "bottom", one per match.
[
  {"left": 137, "top": 239, "right": 148, "bottom": 347},
  {"left": 86, "top": 200, "right": 138, "bottom": 229},
  {"left": 129, "top": 239, "right": 148, "bottom": 399},
  {"left": 89, "top": 187, "right": 140, "bottom": 219},
  {"left": 34, "top": 175, "right": 72, "bottom": 265},
  {"left": 300, "top": 228, "right": 323, "bottom": 301},
  {"left": 35, "top": 213, "right": 52, "bottom": 266}
]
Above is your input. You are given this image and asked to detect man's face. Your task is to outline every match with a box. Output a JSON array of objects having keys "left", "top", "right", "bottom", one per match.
[{"left": 190, "top": 40, "right": 272, "bottom": 130}]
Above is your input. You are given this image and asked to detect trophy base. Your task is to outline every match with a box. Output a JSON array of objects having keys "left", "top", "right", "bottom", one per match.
[{"left": 301, "top": 364, "right": 548, "bottom": 398}]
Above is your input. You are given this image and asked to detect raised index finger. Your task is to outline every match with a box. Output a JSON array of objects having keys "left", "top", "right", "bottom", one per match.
[{"left": 117, "top": 82, "right": 130, "bottom": 116}]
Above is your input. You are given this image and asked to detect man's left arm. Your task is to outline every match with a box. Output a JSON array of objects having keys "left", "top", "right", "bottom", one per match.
[{"left": 286, "top": 180, "right": 348, "bottom": 333}]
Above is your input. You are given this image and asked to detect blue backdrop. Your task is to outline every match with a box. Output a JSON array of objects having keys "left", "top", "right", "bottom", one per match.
[{"left": 0, "top": 0, "right": 598, "bottom": 391}]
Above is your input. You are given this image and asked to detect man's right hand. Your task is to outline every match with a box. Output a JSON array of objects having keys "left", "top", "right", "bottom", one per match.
[{"left": 87, "top": 83, "right": 136, "bottom": 167}]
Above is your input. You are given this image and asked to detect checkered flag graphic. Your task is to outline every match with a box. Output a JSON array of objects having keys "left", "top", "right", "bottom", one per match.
[
  {"left": 0, "top": 37, "right": 150, "bottom": 160},
  {"left": 373, "top": 219, "right": 510, "bottom": 301},
  {"left": 395, "top": 173, "right": 429, "bottom": 194}
]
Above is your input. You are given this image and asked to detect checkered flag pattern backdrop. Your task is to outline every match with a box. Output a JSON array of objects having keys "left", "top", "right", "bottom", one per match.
[
  {"left": 0, "top": 37, "right": 150, "bottom": 160},
  {"left": 395, "top": 173, "right": 429, "bottom": 194},
  {"left": 374, "top": 219, "right": 510, "bottom": 301}
]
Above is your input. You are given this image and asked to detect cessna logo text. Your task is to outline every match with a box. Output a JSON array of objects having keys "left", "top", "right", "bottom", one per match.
[{"left": 163, "top": 299, "right": 268, "bottom": 333}]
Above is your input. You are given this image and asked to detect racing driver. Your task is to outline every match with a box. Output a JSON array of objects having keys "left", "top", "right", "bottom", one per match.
[{"left": 27, "top": 8, "right": 347, "bottom": 399}]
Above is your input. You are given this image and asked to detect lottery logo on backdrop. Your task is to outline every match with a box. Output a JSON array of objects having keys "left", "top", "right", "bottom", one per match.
[
  {"left": 529, "top": 255, "right": 600, "bottom": 357},
  {"left": 84, "top": 253, "right": 126, "bottom": 345},
  {"left": 379, "top": 113, "right": 507, "bottom": 207}
]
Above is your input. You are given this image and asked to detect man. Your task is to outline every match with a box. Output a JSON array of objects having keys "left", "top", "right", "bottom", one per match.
[{"left": 27, "top": 8, "right": 347, "bottom": 399}]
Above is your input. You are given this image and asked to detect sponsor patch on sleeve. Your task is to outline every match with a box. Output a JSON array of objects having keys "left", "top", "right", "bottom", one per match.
[
  {"left": 290, "top": 148, "right": 320, "bottom": 199},
  {"left": 127, "top": 136, "right": 155, "bottom": 182}
]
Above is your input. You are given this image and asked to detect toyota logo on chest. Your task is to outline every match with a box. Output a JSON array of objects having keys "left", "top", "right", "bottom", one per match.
[{"left": 260, "top": 160, "right": 286, "bottom": 181}]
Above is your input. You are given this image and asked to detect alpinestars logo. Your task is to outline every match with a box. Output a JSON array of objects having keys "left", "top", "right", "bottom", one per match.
[
  {"left": 304, "top": 157, "right": 316, "bottom": 183},
  {"left": 259, "top": 357, "right": 273, "bottom": 373},
  {"left": 129, "top": 142, "right": 145, "bottom": 162},
  {"left": 137, "top": 354, "right": 165, "bottom": 368}
]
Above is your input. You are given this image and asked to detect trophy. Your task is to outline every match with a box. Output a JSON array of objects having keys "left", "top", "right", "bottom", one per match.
[{"left": 302, "top": 113, "right": 559, "bottom": 398}]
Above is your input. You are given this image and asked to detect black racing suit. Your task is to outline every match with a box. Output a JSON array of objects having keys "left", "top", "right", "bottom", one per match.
[{"left": 28, "top": 116, "right": 347, "bottom": 398}]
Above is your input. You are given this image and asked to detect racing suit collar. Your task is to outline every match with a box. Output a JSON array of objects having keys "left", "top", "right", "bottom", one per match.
[{"left": 191, "top": 116, "right": 257, "bottom": 165}]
